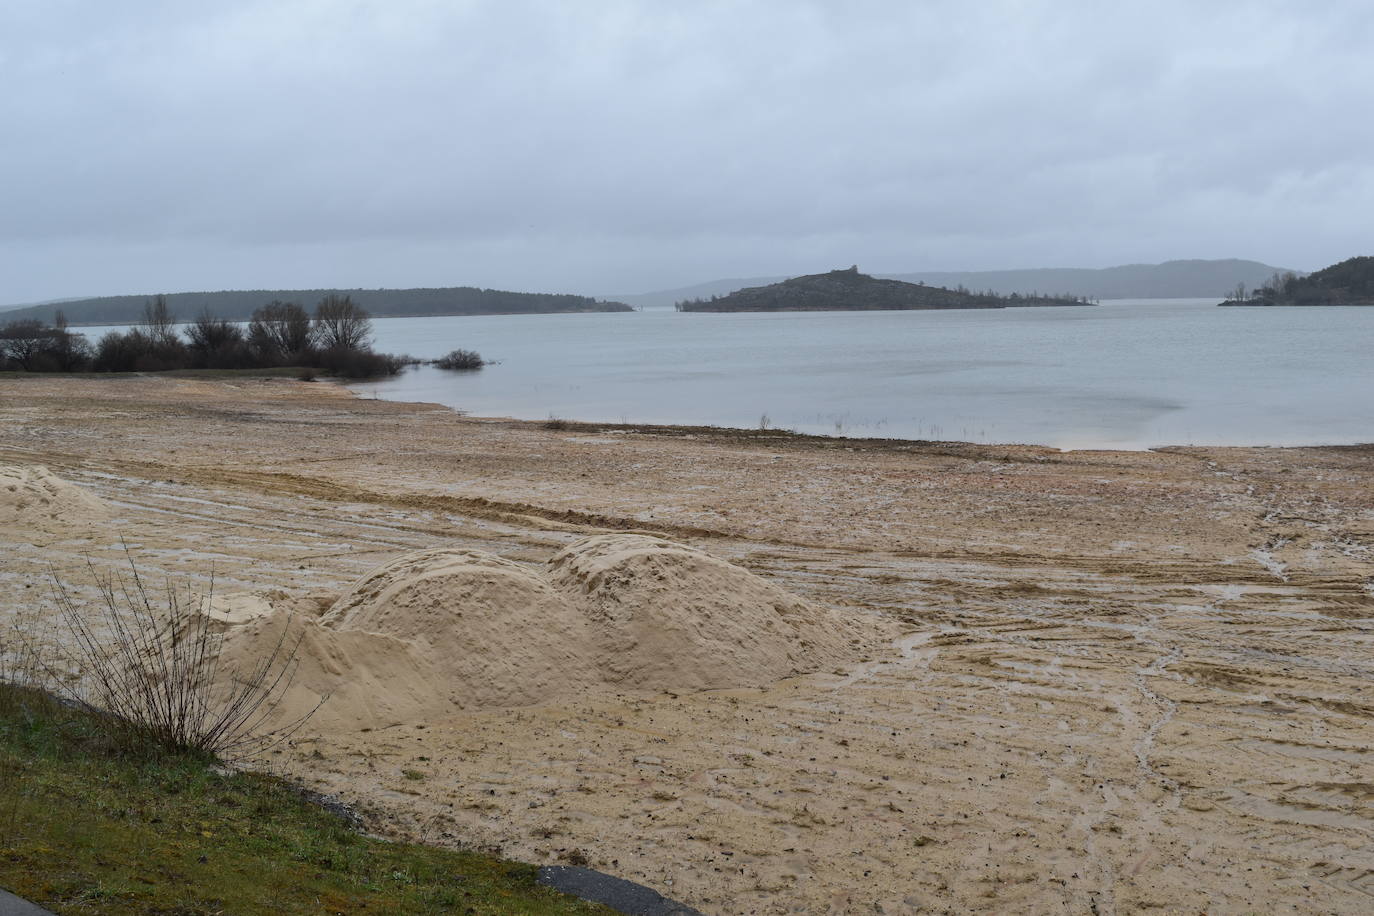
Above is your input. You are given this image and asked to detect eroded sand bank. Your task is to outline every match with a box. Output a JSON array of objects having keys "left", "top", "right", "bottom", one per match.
[{"left": 2, "top": 375, "right": 1373, "bottom": 914}]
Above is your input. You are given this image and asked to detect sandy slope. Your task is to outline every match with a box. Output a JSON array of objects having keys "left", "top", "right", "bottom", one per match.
[{"left": 2, "top": 375, "right": 1373, "bottom": 914}]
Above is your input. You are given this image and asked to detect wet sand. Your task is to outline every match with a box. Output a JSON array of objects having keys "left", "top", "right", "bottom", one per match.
[{"left": 3, "top": 374, "right": 1373, "bottom": 914}]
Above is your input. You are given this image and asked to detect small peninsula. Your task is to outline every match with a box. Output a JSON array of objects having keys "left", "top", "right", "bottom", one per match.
[
  {"left": 1219, "top": 255, "right": 1374, "bottom": 306},
  {"left": 675, "top": 266, "right": 1094, "bottom": 312}
]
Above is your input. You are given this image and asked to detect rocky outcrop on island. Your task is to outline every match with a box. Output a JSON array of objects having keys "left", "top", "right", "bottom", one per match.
[
  {"left": 675, "top": 266, "right": 1093, "bottom": 312},
  {"left": 1220, "top": 255, "right": 1374, "bottom": 306}
]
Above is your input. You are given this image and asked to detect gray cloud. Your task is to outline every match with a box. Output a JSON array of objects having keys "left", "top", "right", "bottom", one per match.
[{"left": 2, "top": 0, "right": 1371, "bottom": 302}]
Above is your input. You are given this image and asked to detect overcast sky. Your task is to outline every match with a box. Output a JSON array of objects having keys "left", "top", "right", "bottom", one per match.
[{"left": 2, "top": 1, "right": 1371, "bottom": 303}]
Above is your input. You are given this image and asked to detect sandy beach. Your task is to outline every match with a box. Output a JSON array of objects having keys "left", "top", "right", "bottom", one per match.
[{"left": 4, "top": 374, "right": 1374, "bottom": 914}]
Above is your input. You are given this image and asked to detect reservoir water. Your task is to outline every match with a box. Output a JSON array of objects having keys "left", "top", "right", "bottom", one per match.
[
  {"left": 77, "top": 298, "right": 1373, "bottom": 449},
  {"left": 347, "top": 298, "right": 1371, "bottom": 450}
]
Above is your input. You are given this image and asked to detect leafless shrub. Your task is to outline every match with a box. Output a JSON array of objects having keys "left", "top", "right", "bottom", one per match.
[
  {"left": 0, "top": 604, "right": 59, "bottom": 723},
  {"left": 47, "top": 553, "right": 321, "bottom": 759},
  {"left": 314, "top": 346, "right": 407, "bottom": 378},
  {"left": 434, "top": 348, "right": 485, "bottom": 371}
]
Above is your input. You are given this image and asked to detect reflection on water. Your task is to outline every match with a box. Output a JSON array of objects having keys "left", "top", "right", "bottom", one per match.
[{"left": 334, "top": 298, "right": 1372, "bottom": 449}]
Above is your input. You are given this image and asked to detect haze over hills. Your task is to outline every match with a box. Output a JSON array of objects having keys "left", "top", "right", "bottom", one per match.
[
  {"left": 2, "top": 287, "right": 631, "bottom": 326},
  {"left": 612, "top": 259, "right": 1298, "bottom": 309},
  {"left": 0, "top": 259, "right": 1301, "bottom": 323}
]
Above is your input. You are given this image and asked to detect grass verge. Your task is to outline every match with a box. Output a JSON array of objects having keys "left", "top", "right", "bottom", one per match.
[{"left": 0, "top": 684, "right": 612, "bottom": 915}]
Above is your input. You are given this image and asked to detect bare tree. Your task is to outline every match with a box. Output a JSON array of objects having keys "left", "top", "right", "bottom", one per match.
[
  {"left": 186, "top": 310, "right": 242, "bottom": 352},
  {"left": 247, "top": 301, "right": 314, "bottom": 361},
  {"left": 313, "top": 295, "right": 372, "bottom": 351},
  {"left": 186, "top": 309, "right": 245, "bottom": 367},
  {"left": 140, "top": 295, "right": 178, "bottom": 346},
  {"left": 0, "top": 320, "right": 60, "bottom": 368},
  {"left": 49, "top": 309, "right": 92, "bottom": 371}
]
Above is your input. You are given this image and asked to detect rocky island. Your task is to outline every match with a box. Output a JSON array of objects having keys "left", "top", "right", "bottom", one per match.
[
  {"left": 675, "top": 266, "right": 1094, "bottom": 312},
  {"left": 1220, "top": 255, "right": 1374, "bottom": 306}
]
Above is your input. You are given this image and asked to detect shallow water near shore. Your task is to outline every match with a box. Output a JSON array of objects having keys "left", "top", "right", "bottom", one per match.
[{"left": 345, "top": 298, "right": 1372, "bottom": 449}]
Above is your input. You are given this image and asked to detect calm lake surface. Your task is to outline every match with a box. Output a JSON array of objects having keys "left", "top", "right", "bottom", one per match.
[
  {"left": 82, "top": 298, "right": 1372, "bottom": 449},
  {"left": 336, "top": 298, "right": 1372, "bottom": 450}
]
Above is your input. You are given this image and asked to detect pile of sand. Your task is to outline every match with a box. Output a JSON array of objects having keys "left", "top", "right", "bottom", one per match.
[
  {"left": 0, "top": 464, "right": 109, "bottom": 532},
  {"left": 323, "top": 549, "right": 600, "bottom": 708},
  {"left": 216, "top": 608, "right": 442, "bottom": 734},
  {"left": 201, "top": 588, "right": 336, "bottom": 627},
  {"left": 217, "top": 534, "right": 875, "bottom": 733},
  {"left": 548, "top": 534, "right": 863, "bottom": 690}
]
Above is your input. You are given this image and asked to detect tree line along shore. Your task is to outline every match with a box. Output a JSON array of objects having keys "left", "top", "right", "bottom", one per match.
[
  {"left": 1220, "top": 255, "right": 1374, "bottom": 306},
  {"left": 0, "top": 295, "right": 484, "bottom": 378}
]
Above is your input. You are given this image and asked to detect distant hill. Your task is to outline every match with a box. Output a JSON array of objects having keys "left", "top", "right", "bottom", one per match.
[
  {"left": 612, "top": 277, "right": 790, "bottom": 309},
  {"left": 3, "top": 287, "right": 632, "bottom": 326},
  {"left": 1220, "top": 256, "right": 1374, "bottom": 306},
  {"left": 676, "top": 266, "right": 1091, "bottom": 313},
  {"left": 613, "top": 259, "right": 1297, "bottom": 308},
  {"left": 884, "top": 259, "right": 1298, "bottom": 300}
]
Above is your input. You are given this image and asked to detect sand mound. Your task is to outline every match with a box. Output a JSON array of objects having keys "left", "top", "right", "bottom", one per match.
[
  {"left": 218, "top": 535, "right": 874, "bottom": 732},
  {"left": 202, "top": 591, "right": 280, "bottom": 626},
  {"left": 217, "top": 605, "right": 442, "bottom": 734},
  {"left": 549, "top": 534, "right": 861, "bottom": 690},
  {"left": 322, "top": 548, "right": 598, "bottom": 708},
  {"left": 0, "top": 464, "right": 109, "bottom": 532}
]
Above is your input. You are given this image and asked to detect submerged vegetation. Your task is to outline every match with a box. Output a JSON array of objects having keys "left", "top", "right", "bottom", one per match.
[
  {"left": 1220, "top": 255, "right": 1374, "bottom": 306},
  {"left": 435, "top": 348, "right": 486, "bottom": 371},
  {"left": 676, "top": 266, "right": 1095, "bottom": 312}
]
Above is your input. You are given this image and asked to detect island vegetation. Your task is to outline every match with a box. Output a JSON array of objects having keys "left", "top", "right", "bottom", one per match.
[
  {"left": 0, "top": 295, "right": 485, "bottom": 379},
  {"left": 4, "top": 286, "right": 632, "bottom": 327},
  {"left": 618, "top": 258, "right": 1294, "bottom": 308},
  {"left": 1219, "top": 255, "right": 1374, "bottom": 306},
  {"left": 675, "top": 266, "right": 1095, "bottom": 312}
]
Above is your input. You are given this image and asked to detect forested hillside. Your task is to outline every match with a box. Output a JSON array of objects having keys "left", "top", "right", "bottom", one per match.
[
  {"left": 4, "top": 287, "right": 632, "bottom": 326},
  {"left": 1219, "top": 256, "right": 1374, "bottom": 306}
]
